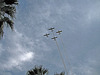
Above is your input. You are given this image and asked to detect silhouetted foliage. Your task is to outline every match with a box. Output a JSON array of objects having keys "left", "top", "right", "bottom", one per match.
[
  {"left": 54, "top": 72, "right": 65, "bottom": 75},
  {"left": 27, "top": 66, "right": 48, "bottom": 75},
  {"left": 0, "top": 0, "right": 18, "bottom": 38},
  {"left": 27, "top": 65, "right": 65, "bottom": 75},
  {"left": 1, "top": 6, "right": 16, "bottom": 18},
  {"left": 4, "top": 0, "right": 18, "bottom": 5}
]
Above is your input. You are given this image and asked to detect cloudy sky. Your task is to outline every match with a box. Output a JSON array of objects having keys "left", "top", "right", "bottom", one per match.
[{"left": 0, "top": 0, "right": 100, "bottom": 75}]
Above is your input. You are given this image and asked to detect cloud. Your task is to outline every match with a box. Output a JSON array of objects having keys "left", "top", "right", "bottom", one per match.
[
  {"left": 3, "top": 52, "right": 34, "bottom": 70},
  {"left": 24, "top": 1, "right": 100, "bottom": 75},
  {"left": 0, "top": 72, "right": 12, "bottom": 75},
  {"left": 71, "top": 58, "right": 100, "bottom": 75},
  {"left": 0, "top": 27, "right": 51, "bottom": 74},
  {"left": 0, "top": 0, "right": 100, "bottom": 75},
  {"left": 0, "top": 44, "right": 3, "bottom": 55},
  {"left": 0, "top": 30, "right": 35, "bottom": 70},
  {"left": 80, "top": 1, "right": 100, "bottom": 28}
]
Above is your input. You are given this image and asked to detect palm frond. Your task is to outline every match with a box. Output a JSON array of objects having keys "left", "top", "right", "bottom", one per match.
[
  {"left": 28, "top": 71, "right": 35, "bottom": 75},
  {"left": 0, "top": 20, "right": 3, "bottom": 27},
  {"left": 43, "top": 69, "right": 48, "bottom": 74},
  {"left": 60, "top": 72, "right": 65, "bottom": 75},
  {"left": 54, "top": 72, "right": 65, "bottom": 75},
  {"left": 0, "top": 20, "right": 4, "bottom": 37},
  {"left": 3, "top": 17, "right": 14, "bottom": 30},
  {"left": 1, "top": 6, "right": 16, "bottom": 18},
  {"left": 39, "top": 66, "right": 42, "bottom": 72},
  {"left": 0, "top": 0, "right": 18, "bottom": 38},
  {"left": 4, "top": 0, "right": 18, "bottom": 5},
  {"left": 27, "top": 66, "right": 48, "bottom": 75}
]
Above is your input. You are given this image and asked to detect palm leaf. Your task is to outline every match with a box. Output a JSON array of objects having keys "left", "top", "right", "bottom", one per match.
[
  {"left": 3, "top": 17, "right": 14, "bottom": 30},
  {"left": 4, "top": 0, "right": 18, "bottom": 5},
  {"left": 0, "top": 0, "right": 18, "bottom": 38},
  {"left": 54, "top": 72, "right": 65, "bottom": 75},
  {"left": 27, "top": 66, "right": 48, "bottom": 75},
  {"left": 60, "top": 72, "right": 65, "bottom": 75},
  {"left": 1, "top": 6, "right": 16, "bottom": 18},
  {"left": 0, "top": 20, "right": 4, "bottom": 37},
  {"left": 43, "top": 69, "right": 48, "bottom": 74}
]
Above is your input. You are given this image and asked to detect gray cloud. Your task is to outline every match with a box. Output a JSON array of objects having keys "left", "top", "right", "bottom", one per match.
[{"left": 0, "top": 0, "right": 100, "bottom": 75}]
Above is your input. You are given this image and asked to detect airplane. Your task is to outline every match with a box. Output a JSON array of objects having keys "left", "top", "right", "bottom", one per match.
[
  {"left": 51, "top": 36, "right": 57, "bottom": 41},
  {"left": 56, "top": 30, "right": 62, "bottom": 35},
  {"left": 44, "top": 33, "right": 50, "bottom": 37},
  {"left": 48, "top": 27, "right": 55, "bottom": 31}
]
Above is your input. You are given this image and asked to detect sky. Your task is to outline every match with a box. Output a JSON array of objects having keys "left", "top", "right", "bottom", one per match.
[{"left": 0, "top": 0, "right": 100, "bottom": 75}]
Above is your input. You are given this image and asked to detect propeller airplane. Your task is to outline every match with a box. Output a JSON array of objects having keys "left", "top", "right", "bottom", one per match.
[
  {"left": 48, "top": 27, "right": 55, "bottom": 32},
  {"left": 56, "top": 30, "right": 62, "bottom": 35},
  {"left": 51, "top": 36, "right": 57, "bottom": 41},
  {"left": 44, "top": 33, "right": 50, "bottom": 37}
]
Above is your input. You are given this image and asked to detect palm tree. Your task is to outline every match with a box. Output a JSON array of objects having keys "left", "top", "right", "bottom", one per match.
[
  {"left": 27, "top": 66, "right": 48, "bottom": 75},
  {"left": 0, "top": 0, "right": 18, "bottom": 38}
]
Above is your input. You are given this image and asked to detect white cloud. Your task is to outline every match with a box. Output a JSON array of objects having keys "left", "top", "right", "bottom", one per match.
[
  {"left": 20, "top": 52, "right": 33, "bottom": 61},
  {"left": 3, "top": 52, "right": 34, "bottom": 70},
  {"left": 0, "top": 27, "right": 50, "bottom": 72},
  {"left": 0, "top": 30, "right": 35, "bottom": 70}
]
